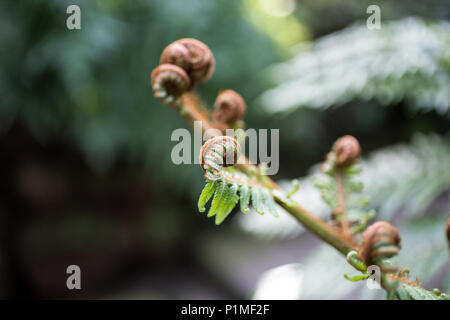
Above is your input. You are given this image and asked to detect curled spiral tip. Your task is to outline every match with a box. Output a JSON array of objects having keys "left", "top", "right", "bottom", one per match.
[
  {"left": 212, "top": 90, "right": 247, "bottom": 124},
  {"left": 151, "top": 64, "right": 190, "bottom": 103},
  {"left": 199, "top": 136, "right": 240, "bottom": 181},
  {"left": 160, "top": 38, "right": 215, "bottom": 87},
  {"left": 332, "top": 135, "right": 361, "bottom": 167},
  {"left": 360, "top": 221, "right": 401, "bottom": 272},
  {"left": 160, "top": 42, "right": 191, "bottom": 69}
]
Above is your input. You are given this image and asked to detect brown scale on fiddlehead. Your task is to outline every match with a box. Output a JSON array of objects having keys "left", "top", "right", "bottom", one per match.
[
  {"left": 160, "top": 38, "right": 215, "bottom": 88},
  {"left": 151, "top": 64, "right": 191, "bottom": 105},
  {"left": 332, "top": 135, "right": 361, "bottom": 167},
  {"left": 212, "top": 90, "right": 246, "bottom": 129},
  {"left": 360, "top": 221, "right": 401, "bottom": 273},
  {"left": 199, "top": 136, "right": 240, "bottom": 181}
]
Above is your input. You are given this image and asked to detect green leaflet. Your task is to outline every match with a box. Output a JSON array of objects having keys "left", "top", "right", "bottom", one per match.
[
  {"left": 197, "top": 169, "right": 293, "bottom": 224},
  {"left": 386, "top": 291, "right": 397, "bottom": 300},
  {"left": 208, "top": 180, "right": 227, "bottom": 217},
  {"left": 398, "top": 283, "right": 443, "bottom": 300},
  {"left": 251, "top": 187, "right": 264, "bottom": 215},
  {"left": 239, "top": 184, "right": 250, "bottom": 213},
  {"left": 395, "top": 284, "right": 411, "bottom": 300},
  {"left": 215, "top": 183, "right": 239, "bottom": 225},
  {"left": 262, "top": 188, "right": 279, "bottom": 218},
  {"left": 198, "top": 181, "right": 216, "bottom": 212},
  {"left": 343, "top": 273, "right": 370, "bottom": 282}
]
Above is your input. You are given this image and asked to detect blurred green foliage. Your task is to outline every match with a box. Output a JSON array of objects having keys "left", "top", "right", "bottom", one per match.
[
  {"left": 260, "top": 18, "right": 450, "bottom": 116},
  {"left": 0, "top": 0, "right": 279, "bottom": 196}
]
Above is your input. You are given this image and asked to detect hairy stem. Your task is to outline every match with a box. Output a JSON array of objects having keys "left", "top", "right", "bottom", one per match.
[
  {"left": 335, "top": 167, "right": 352, "bottom": 237},
  {"left": 274, "top": 198, "right": 355, "bottom": 254}
]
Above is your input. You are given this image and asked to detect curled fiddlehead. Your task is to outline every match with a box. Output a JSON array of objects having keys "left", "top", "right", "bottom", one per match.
[
  {"left": 314, "top": 135, "right": 374, "bottom": 234},
  {"left": 342, "top": 221, "right": 401, "bottom": 290},
  {"left": 199, "top": 136, "right": 240, "bottom": 181},
  {"left": 160, "top": 38, "right": 215, "bottom": 87},
  {"left": 212, "top": 90, "right": 246, "bottom": 128},
  {"left": 151, "top": 64, "right": 191, "bottom": 105},
  {"left": 197, "top": 136, "right": 284, "bottom": 225},
  {"left": 360, "top": 221, "right": 401, "bottom": 273},
  {"left": 332, "top": 135, "right": 361, "bottom": 167}
]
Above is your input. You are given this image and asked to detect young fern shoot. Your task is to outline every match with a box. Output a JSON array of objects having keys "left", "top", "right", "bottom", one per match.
[
  {"left": 150, "top": 38, "right": 449, "bottom": 300},
  {"left": 197, "top": 136, "right": 293, "bottom": 225}
]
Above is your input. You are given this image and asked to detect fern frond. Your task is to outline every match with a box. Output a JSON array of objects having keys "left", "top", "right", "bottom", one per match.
[
  {"left": 313, "top": 152, "right": 373, "bottom": 234},
  {"left": 215, "top": 182, "right": 239, "bottom": 225},
  {"left": 250, "top": 187, "right": 264, "bottom": 215},
  {"left": 198, "top": 164, "right": 287, "bottom": 224},
  {"left": 208, "top": 180, "right": 227, "bottom": 218},
  {"left": 397, "top": 283, "right": 448, "bottom": 300},
  {"left": 239, "top": 184, "right": 251, "bottom": 214},
  {"left": 261, "top": 17, "right": 450, "bottom": 116},
  {"left": 262, "top": 188, "right": 279, "bottom": 218},
  {"left": 198, "top": 176, "right": 285, "bottom": 224},
  {"left": 395, "top": 283, "right": 411, "bottom": 300},
  {"left": 198, "top": 181, "right": 216, "bottom": 212}
]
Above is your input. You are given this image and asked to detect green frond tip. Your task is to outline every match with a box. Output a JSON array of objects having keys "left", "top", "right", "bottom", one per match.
[
  {"left": 197, "top": 174, "right": 285, "bottom": 224},
  {"left": 239, "top": 184, "right": 250, "bottom": 213},
  {"left": 215, "top": 183, "right": 239, "bottom": 225},
  {"left": 346, "top": 250, "right": 367, "bottom": 272},
  {"left": 251, "top": 187, "right": 265, "bottom": 215},
  {"left": 262, "top": 188, "right": 279, "bottom": 218},
  {"left": 396, "top": 283, "right": 446, "bottom": 300},
  {"left": 287, "top": 179, "right": 300, "bottom": 198},
  {"left": 344, "top": 272, "right": 370, "bottom": 282},
  {"left": 207, "top": 180, "right": 227, "bottom": 218},
  {"left": 198, "top": 181, "right": 216, "bottom": 212}
]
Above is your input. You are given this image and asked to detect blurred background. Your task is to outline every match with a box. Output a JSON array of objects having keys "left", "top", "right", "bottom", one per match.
[{"left": 0, "top": 0, "right": 449, "bottom": 299}]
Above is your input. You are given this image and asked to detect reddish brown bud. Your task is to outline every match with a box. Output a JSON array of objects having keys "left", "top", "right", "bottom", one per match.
[
  {"left": 332, "top": 135, "right": 361, "bottom": 167},
  {"left": 160, "top": 38, "right": 215, "bottom": 87},
  {"left": 151, "top": 64, "right": 190, "bottom": 102},
  {"left": 212, "top": 90, "right": 247, "bottom": 124},
  {"left": 360, "top": 221, "right": 401, "bottom": 271},
  {"left": 160, "top": 42, "right": 191, "bottom": 69}
]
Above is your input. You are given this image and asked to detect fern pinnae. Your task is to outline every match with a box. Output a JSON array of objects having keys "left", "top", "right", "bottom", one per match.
[
  {"left": 208, "top": 180, "right": 227, "bottom": 217},
  {"left": 216, "top": 183, "right": 239, "bottom": 225},
  {"left": 239, "top": 184, "right": 250, "bottom": 213},
  {"left": 198, "top": 181, "right": 216, "bottom": 212},
  {"left": 215, "top": 183, "right": 234, "bottom": 224},
  {"left": 251, "top": 187, "right": 264, "bottom": 215},
  {"left": 262, "top": 188, "right": 279, "bottom": 218},
  {"left": 397, "top": 283, "right": 447, "bottom": 300},
  {"left": 395, "top": 284, "right": 411, "bottom": 300}
]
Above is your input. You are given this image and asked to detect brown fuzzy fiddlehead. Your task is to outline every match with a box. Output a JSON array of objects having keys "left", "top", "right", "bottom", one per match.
[
  {"left": 199, "top": 136, "right": 240, "bottom": 181},
  {"left": 332, "top": 135, "right": 361, "bottom": 167},
  {"left": 160, "top": 38, "right": 215, "bottom": 87},
  {"left": 151, "top": 64, "right": 191, "bottom": 104},
  {"left": 360, "top": 221, "right": 401, "bottom": 273},
  {"left": 212, "top": 90, "right": 247, "bottom": 125}
]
